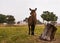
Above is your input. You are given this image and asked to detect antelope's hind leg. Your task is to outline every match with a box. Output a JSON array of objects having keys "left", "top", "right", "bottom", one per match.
[
  {"left": 31, "top": 25, "right": 35, "bottom": 35},
  {"left": 28, "top": 26, "right": 30, "bottom": 35}
]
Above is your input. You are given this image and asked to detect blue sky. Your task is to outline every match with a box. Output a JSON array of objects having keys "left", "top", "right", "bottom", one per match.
[{"left": 0, "top": 0, "right": 60, "bottom": 23}]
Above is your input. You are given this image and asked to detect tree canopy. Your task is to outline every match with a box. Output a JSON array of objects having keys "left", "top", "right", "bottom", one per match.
[
  {"left": 0, "top": 14, "right": 6, "bottom": 23},
  {"left": 0, "top": 14, "right": 15, "bottom": 24},
  {"left": 41, "top": 11, "right": 58, "bottom": 22},
  {"left": 6, "top": 15, "right": 15, "bottom": 24}
]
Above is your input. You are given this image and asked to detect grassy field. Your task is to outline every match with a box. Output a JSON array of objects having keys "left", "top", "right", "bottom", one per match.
[{"left": 0, "top": 25, "right": 60, "bottom": 43}]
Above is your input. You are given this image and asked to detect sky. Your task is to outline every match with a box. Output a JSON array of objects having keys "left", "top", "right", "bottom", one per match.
[{"left": 0, "top": 0, "right": 60, "bottom": 23}]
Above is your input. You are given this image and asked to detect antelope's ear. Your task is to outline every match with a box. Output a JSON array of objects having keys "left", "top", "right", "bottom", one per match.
[
  {"left": 29, "top": 8, "right": 31, "bottom": 11},
  {"left": 35, "top": 8, "right": 37, "bottom": 11}
]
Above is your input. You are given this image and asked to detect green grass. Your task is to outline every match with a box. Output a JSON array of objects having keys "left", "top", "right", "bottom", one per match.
[{"left": 0, "top": 25, "right": 60, "bottom": 43}]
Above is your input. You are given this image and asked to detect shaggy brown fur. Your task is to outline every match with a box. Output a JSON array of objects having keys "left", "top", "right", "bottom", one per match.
[{"left": 28, "top": 8, "right": 37, "bottom": 35}]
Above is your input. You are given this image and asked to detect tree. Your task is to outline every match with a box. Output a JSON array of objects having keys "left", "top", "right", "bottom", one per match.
[
  {"left": 0, "top": 14, "right": 6, "bottom": 24},
  {"left": 17, "top": 21, "right": 20, "bottom": 24},
  {"left": 40, "top": 11, "right": 58, "bottom": 41},
  {"left": 41, "top": 11, "right": 58, "bottom": 24},
  {"left": 6, "top": 15, "right": 15, "bottom": 24},
  {"left": 23, "top": 17, "right": 28, "bottom": 23}
]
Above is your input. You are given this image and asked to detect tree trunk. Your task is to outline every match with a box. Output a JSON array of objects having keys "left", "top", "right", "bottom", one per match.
[{"left": 39, "top": 23, "right": 57, "bottom": 41}]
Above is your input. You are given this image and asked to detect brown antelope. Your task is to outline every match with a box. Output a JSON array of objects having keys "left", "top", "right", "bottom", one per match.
[{"left": 28, "top": 8, "right": 37, "bottom": 35}]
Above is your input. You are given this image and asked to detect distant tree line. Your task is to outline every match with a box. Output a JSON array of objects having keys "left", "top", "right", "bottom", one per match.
[
  {"left": 0, "top": 11, "right": 58, "bottom": 25},
  {"left": 0, "top": 14, "right": 15, "bottom": 24}
]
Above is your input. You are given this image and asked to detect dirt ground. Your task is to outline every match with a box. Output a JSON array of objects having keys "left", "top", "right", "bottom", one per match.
[{"left": 31, "top": 35, "right": 60, "bottom": 43}]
